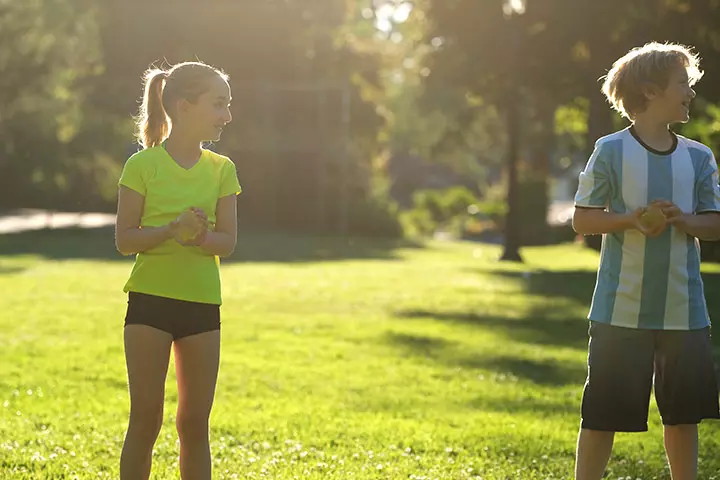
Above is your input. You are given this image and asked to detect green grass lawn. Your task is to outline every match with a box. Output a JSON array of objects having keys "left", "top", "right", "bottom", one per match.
[{"left": 2, "top": 229, "right": 720, "bottom": 479}]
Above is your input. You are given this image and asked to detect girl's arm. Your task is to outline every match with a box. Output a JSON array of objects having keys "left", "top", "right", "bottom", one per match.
[
  {"left": 115, "top": 186, "right": 176, "bottom": 255},
  {"left": 198, "top": 194, "right": 237, "bottom": 257}
]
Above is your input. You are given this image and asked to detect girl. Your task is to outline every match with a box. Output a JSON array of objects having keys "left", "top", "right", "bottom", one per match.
[{"left": 114, "top": 61, "right": 240, "bottom": 480}]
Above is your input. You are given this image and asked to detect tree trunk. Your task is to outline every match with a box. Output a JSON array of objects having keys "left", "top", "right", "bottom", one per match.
[
  {"left": 501, "top": 92, "right": 523, "bottom": 262},
  {"left": 519, "top": 93, "right": 554, "bottom": 245},
  {"left": 585, "top": 85, "right": 615, "bottom": 155}
]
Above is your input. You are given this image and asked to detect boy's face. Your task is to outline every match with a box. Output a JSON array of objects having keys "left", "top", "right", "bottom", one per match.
[{"left": 647, "top": 65, "right": 696, "bottom": 124}]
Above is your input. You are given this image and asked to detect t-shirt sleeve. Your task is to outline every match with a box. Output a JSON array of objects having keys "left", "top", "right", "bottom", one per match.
[
  {"left": 219, "top": 157, "right": 242, "bottom": 198},
  {"left": 118, "top": 156, "right": 147, "bottom": 196},
  {"left": 696, "top": 151, "right": 720, "bottom": 214},
  {"left": 574, "top": 141, "right": 612, "bottom": 208}
]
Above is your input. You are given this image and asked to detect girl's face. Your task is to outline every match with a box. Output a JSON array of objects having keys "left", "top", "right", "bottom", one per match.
[{"left": 176, "top": 74, "right": 232, "bottom": 142}]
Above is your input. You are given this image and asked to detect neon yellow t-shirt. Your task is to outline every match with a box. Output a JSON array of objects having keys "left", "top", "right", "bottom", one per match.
[{"left": 118, "top": 145, "right": 241, "bottom": 305}]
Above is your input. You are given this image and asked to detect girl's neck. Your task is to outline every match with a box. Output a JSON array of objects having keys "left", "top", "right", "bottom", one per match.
[{"left": 164, "top": 132, "right": 202, "bottom": 168}]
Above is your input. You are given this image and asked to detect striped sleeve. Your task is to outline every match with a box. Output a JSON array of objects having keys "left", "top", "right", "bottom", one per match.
[
  {"left": 696, "top": 151, "right": 720, "bottom": 213},
  {"left": 574, "top": 141, "right": 612, "bottom": 208}
]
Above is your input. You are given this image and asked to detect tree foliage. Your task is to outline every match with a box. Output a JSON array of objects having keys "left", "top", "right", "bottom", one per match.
[{"left": 0, "top": 0, "right": 120, "bottom": 209}]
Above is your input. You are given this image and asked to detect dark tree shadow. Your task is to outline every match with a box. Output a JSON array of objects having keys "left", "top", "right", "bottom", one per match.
[
  {"left": 0, "top": 227, "right": 422, "bottom": 263},
  {"left": 465, "top": 268, "right": 596, "bottom": 306},
  {"left": 394, "top": 308, "right": 591, "bottom": 351},
  {"left": 385, "top": 331, "right": 586, "bottom": 387},
  {"left": 387, "top": 331, "right": 454, "bottom": 353},
  {"left": 0, "top": 228, "right": 126, "bottom": 262},
  {"left": 467, "top": 392, "right": 579, "bottom": 418},
  {"left": 0, "top": 265, "right": 26, "bottom": 275},
  {"left": 459, "top": 355, "right": 587, "bottom": 386},
  {"left": 470, "top": 267, "right": 720, "bottom": 318},
  {"left": 460, "top": 267, "right": 720, "bottom": 348}
]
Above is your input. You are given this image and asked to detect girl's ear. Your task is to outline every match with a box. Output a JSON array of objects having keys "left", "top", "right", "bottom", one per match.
[
  {"left": 176, "top": 98, "right": 193, "bottom": 115},
  {"left": 164, "top": 98, "right": 191, "bottom": 119}
]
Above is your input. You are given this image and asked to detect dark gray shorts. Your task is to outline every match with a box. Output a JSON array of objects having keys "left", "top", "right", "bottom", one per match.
[
  {"left": 124, "top": 292, "right": 220, "bottom": 341},
  {"left": 581, "top": 321, "right": 720, "bottom": 432}
]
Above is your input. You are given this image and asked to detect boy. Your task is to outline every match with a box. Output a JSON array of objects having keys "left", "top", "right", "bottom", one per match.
[{"left": 573, "top": 42, "right": 720, "bottom": 480}]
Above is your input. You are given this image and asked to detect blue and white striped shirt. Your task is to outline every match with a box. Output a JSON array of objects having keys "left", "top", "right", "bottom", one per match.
[{"left": 575, "top": 127, "right": 720, "bottom": 330}]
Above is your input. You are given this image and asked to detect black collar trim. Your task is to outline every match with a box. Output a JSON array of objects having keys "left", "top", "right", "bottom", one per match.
[{"left": 629, "top": 126, "right": 678, "bottom": 155}]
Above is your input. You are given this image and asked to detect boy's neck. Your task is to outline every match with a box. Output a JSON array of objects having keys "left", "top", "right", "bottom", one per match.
[
  {"left": 631, "top": 118, "right": 675, "bottom": 152},
  {"left": 164, "top": 132, "right": 202, "bottom": 168}
]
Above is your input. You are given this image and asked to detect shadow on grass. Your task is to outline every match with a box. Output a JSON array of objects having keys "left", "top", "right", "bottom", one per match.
[
  {"left": 465, "top": 268, "right": 596, "bottom": 306},
  {"left": 472, "top": 267, "right": 720, "bottom": 321},
  {"left": 394, "top": 308, "right": 591, "bottom": 351},
  {"left": 386, "top": 331, "right": 586, "bottom": 387},
  {"left": 467, "top": 393, "right": 579, "bottom": 418},
  {"left": 0, "top": 265, "right": 26, "bottom": 275},
  {"left": 504, "top": 269, "right": 595, "bottom": 305},
  {"left": 0, "top": 227, "right": 422, "bottom": 264}
]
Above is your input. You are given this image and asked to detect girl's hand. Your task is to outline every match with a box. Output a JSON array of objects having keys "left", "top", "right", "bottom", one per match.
[
  {"left": 182, "top": 208, "right": 209, "bottom": 246},
  {"left": 172, "top": 208, "right": 208, "bottom": 246}
]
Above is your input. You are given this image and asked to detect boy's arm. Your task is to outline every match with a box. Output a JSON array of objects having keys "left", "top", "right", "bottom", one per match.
[
  {"left": 658, "top": 202, "right": 720, "bottom": 241},
  {"left": 572, "top": 140, "right": 665, "bottom": 237},
  {"left": 670, "top": 213, "right": 720, "bottom": 241},
  {"left": 574, "top": 140, "right": 618, "bottom": 235},
  {"left": 572, "top": 208, "right": 634, "bottom": 235},
  {"left": 658, "top": 151, "right": 720, "bottom": 241},
  {"left": 572, "top": 207, "right": 664, "bottom": 236}
]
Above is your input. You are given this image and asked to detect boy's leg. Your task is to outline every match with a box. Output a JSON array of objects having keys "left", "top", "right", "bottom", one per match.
[
  {"left": 575, "top": 429, "right": 614, "bottom": 480},
  {"left": 575, "top": 321, "right": 655, "bottom": 480},
  {"left": 663, "top": 424, "right": 697, "bottom": 480},
  {"left": 655, "top": 327, "right": 720, "bottom": 480}
]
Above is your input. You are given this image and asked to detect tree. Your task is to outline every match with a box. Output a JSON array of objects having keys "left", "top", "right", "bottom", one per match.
[
  {"left": 96, "top": 0, "right": 397, "bottom": 235},
  {"left": 0, "top": 0, "right": 117, "bottom": 210},
  {"left": 422, "top": 0, "right": 720, "bottom": 258},
  {"left": 423, "top": 0, "right": 545, "bottom": 261}
]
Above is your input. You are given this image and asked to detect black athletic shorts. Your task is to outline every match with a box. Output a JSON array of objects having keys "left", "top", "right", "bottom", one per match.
[
  {"left": 124, "top": 292, "right": 220, "bottom": 341},
  {"left": 580, "top": 321, "right": 720, "bottom": 432}
]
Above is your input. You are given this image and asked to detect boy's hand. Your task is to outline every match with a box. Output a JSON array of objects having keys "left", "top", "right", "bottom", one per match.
[
  {"left": 631, "top": 206, "right": 667, "bottom": 237},
  {"left": 651, "top": 200, "right": 690, "bottom": 231}
]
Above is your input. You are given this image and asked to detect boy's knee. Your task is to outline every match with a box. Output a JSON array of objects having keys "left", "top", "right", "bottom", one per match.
[{"left": 664, "top": 424, "right": 698, "bottom": 432}]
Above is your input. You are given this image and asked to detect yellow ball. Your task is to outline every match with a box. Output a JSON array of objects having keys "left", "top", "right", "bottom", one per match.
[
  {"left": 640, "top": 205, "right": 665, "bottom": 230},
  {"left": 177, "top": 210, "right": 201, "bottom": 241}
]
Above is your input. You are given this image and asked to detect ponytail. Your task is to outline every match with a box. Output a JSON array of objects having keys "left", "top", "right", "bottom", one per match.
[
  {"left": 134, "top": 61, "right": 229, "bottom": 148},
  {"left": 136, "top": 69, "right": 169, "bottom": 149}
]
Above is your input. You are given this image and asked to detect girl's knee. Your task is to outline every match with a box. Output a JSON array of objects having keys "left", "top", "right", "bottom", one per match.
[
  {"left": 129, "top": 405, "right": 164, "bottom": 439},
  {"left": 176, "top": 411, "right": 209, "bottom": 443}
]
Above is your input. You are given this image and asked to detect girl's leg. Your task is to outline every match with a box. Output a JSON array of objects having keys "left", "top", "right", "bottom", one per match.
[
  {"left": 120, "top": 325, "right": 173, "bottom": 480},
  {"left": 173, "top": 330, "right": 221, "bottom": 480}
]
